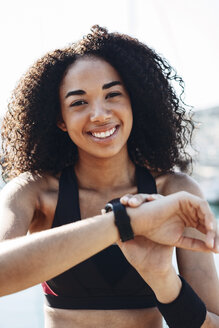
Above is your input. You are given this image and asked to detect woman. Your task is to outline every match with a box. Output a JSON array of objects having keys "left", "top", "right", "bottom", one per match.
[{"left": 0, "top": 25, "right": 218, "bottom": 327}]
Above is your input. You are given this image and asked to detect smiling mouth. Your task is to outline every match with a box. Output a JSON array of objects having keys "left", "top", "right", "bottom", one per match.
[{"left": 90, "top": 126, "right": 117, "bottom": 139}]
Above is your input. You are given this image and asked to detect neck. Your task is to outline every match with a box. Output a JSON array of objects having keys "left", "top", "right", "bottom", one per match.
[{"left": 74, "top": 150, "right": 136, "bottom": 192}]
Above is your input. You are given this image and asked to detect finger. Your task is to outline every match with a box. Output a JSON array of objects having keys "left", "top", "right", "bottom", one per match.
[
  {"left": 146, "top": 194, "right": 163, "bottom": 201},
  {"left": 213, "top": 221, "right": 219, "bottom": 253},
  {"left": 198, "top": 199, "right": 215, "bottom": 231},
  {"left": 127, "top": 194, "right": 151, "bottom": 207},
  {"left": 120, "top": 194, "right": 145, "bottom": 207},
  {"left": 175, "top": 235, "right": 217, "bottom": 253},
  {"left": 120, "top": 194, "right": 135, "bottom": 205},
  {"left": 180, "top": 192, "right": 215, "bottom": 232},
  {"left": 121, "top": 193, "right": 163, "bottom": 208},
  {"left": 205, "top": 230, "right": 215, "bottom": 249}
]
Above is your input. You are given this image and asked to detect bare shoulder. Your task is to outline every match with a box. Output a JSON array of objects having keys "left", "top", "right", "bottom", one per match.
[
  {"left": 0, "top": 172, "right": 57, "bottom": 205},
  {"left": 156, "top": 171, "right": 204, "bottom": 198},
  {"left": 0, "top": 172, "right": 45, "bottom": 203},
  {"left": 0, "top": 172, "right": 59, "bottom": 239}
]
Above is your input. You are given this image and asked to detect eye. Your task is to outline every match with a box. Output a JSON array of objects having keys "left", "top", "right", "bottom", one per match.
[
  {"left": 70, "top": 100, "right": 87, "bottom": 107},
  {"left": 106, "top": 92, "right": 121, "bottom": 99}
]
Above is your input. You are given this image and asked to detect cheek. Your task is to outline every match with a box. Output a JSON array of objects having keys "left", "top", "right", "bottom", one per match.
[
  {"left": 126, "top": 107, "right": 133, "bottom": 130},
  {"left": 65, "top": 115, "right": 87, "bottom": 142},
  {"left": 64, "top": 112, "right": 83, "bottom": 129}
]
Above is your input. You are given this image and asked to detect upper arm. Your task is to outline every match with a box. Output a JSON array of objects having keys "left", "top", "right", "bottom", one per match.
[
  {"left": 160, "top": 172, "right": 219, "bottom": 314},
  {"left": 177, "top": 249, "right": 219, "bottom": 314},
  {"left": 158, "top": 171, "right": 205, "bottom": 198},
  {"left": 0, "top": 173, "right": 43, "bottom": 241}
]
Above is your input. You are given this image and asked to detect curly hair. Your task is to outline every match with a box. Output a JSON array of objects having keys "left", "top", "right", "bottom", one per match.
[{"left": 0, "top": 25, "right": 194, "bottom": 181}]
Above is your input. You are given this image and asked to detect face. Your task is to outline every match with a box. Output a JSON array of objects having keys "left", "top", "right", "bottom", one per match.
[{"left": 58, "top": 56, "right": 133, "bottom": 161}]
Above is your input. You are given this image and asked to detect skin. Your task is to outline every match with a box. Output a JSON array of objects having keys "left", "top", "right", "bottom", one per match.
[{"left": 0, "top": 57, "right": 218, "bottom": 328}]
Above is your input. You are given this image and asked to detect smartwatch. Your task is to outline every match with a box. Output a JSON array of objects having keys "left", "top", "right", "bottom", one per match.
[{"left": 105, "top": 198, "right": 134, "bottom": 242}]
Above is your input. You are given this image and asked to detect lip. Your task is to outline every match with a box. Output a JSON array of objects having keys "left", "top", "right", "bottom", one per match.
[
  {"left": 87, "top": 124, "right": 119, "bottom": 134},
  {"left": 87, "top": 125, "right": 120, "bottom": 143}
]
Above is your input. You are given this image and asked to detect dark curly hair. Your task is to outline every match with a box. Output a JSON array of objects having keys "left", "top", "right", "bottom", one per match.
[{"left": 0, "top": 25, "right": 194, "bottom": 181}]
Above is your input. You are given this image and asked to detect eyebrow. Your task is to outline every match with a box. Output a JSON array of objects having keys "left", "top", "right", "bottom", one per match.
[
  {"left": 65, "top": 81, "right": 122, "bottom": 99},
  {"left": 65, "top": 90, "right": 85, "bottom": 99},
  {"left": 102, "top": 81, "right": 122, "bottom": 90}
]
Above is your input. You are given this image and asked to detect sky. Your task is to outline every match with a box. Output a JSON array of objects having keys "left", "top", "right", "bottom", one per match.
[{"left": 0, "top": 0, "right": 219, "bottom": 115}]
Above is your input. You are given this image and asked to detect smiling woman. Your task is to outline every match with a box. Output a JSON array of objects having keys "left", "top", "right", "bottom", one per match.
[{"left": 0, "top": 25, "right": 219, "bottom": 328}]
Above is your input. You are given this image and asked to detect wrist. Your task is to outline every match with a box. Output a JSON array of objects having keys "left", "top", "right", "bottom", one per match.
[
  {"left": 126, "top": 203, "right": 149, "bottom": 236},
  {"left": 143, "top": 267, "right": 182, "bottom": 304},
  {"left": 105, "top": 198, "right": 134, "bottom": 242},
  {"left": 155, "top": 275, "right": 207, "bottom": 328}
]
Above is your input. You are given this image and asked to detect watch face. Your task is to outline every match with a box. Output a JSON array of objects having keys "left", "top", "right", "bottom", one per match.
[{"left": 105, "top": 203, "right": 114, "bottom": 213}]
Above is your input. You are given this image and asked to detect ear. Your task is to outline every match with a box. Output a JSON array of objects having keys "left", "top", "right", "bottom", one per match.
[{"left": 57, "top": 119, "right": 67, "bottom": 132}]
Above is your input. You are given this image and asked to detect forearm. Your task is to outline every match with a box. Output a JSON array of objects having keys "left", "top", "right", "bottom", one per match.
[
  {"left": 0, "top": 212, "right": 119, "bottom": 296},
  {"left": 0, "top": 205, "right": 149, "bottom": 296},
  {"left": 0, "top": 201, "right": 151, "bottom": 296},
  {"left": 138, "top": 267, "right": 219, "bottom": 327}
]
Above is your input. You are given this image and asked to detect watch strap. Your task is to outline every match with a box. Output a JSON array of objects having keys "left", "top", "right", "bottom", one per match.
[{"left": 105, "top": 198, "right": 134, "bottom": 242}]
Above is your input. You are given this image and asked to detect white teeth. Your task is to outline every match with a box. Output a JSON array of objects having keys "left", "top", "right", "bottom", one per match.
[{"left": 92, "top": 127, "right": 116, "bottom": 139}]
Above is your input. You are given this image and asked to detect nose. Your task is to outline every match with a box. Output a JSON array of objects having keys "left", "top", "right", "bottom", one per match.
[{"left": 90, "top": 101, "right": 112, "bottom": 123}]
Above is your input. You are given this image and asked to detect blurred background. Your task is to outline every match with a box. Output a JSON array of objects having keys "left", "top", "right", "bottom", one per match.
[{"left": 0, "top": 0, "right": 218, "bottom": 327}]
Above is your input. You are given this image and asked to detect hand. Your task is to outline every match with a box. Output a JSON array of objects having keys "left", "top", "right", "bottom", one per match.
[
  {"left": 118, "top": 235, "right": 174, "bottom": 276},
  {"left": 118, "top": 235, "right": 182, "bottom": 304},
  {"left": 120, "top": 193, "right": 163, "bottom": 207},
  {"left": 119, "top": 193, "right": 174, "bottom": 276},
  {"left": 126, "top": 191, "right": 218, "bottom": 253}
]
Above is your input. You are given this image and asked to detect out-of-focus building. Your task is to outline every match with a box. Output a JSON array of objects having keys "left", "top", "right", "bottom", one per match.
[{"left": 193, "top": 106, "right": 219, "bottom": 203}]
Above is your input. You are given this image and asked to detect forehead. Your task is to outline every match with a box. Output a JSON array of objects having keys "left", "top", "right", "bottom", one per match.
[{"left": 60, "top": 57, "right": 122, "bottom": 91}]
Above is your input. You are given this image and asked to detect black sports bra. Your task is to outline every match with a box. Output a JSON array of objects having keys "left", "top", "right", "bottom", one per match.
[{"left": 43, "top": 165, "right": 157, "bottom": 310}]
